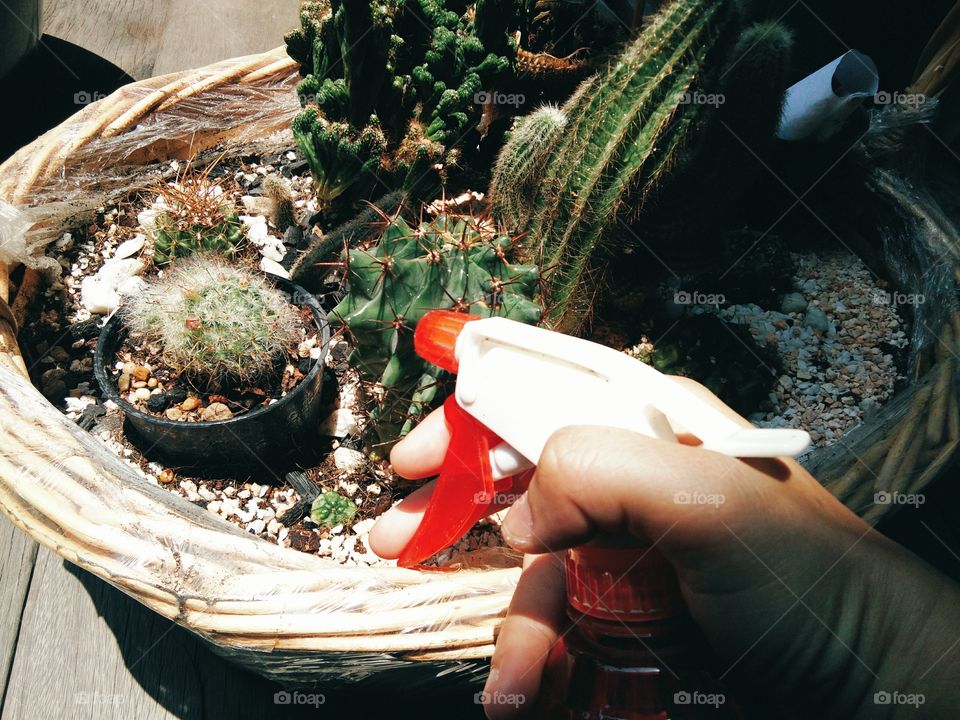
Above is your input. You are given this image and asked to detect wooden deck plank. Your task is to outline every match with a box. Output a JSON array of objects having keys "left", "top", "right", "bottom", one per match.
[
  {"left": 41, "top": 0, "right": 172, "bottom": 80},
  {"left": 0, "top": 550, "right": 345, "bottom": 719},
  {"left": 151, "top": 0, "right": 300, "bottom": 76},
  {"left": 41, "top": 0, "right": 299, "bottom": 81},
  {"left": 0, "top": 516, "right": 37, "bottom": 706},
  {"left": 1, "top": 549, "right": 184, "bottom": 719}
]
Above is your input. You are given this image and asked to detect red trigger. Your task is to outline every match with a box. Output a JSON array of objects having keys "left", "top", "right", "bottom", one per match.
[{"left": 397, "top": 396, "right": 510, "bottom": 568}]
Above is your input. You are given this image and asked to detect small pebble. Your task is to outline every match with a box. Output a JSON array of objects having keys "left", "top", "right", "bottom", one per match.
[
  {"left": 147, "top": 393, "right": 169, "bottom": 412},
  {"left": 181, "top": 397, "right": 201, "bottom": 412},
  {"left": 201, "top": 402, "right": 233, "bottom": 421},
  {"left": 333, "top": 447, "right": 365, "bottom": 471}
]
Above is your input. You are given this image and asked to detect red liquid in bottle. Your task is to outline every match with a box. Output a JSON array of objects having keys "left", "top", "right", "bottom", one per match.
[{"left": 562, "top": 545, "right": 740, "bottom": 720}]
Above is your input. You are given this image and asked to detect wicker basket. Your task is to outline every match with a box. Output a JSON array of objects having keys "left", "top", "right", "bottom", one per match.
[{"left": 0, "top": 45, "right": 958, "bottom": 689}]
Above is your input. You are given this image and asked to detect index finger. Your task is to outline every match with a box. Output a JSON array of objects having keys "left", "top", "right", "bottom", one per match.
[{"left": 389, "top": 405, "right": 451, "bottom": 479}]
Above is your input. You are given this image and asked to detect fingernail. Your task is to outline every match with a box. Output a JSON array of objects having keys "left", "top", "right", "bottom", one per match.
[{"left": 502, "top": 493, "right": 534, "bottom": 548}]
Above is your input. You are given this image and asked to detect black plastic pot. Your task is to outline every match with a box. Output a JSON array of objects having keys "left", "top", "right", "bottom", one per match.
[{"left": 94, "top": 277, "right": 331, "bottom": 478}]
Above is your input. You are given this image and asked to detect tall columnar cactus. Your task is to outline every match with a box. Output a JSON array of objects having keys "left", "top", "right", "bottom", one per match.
[
  {"left": 331, "top": 212, "right": 541, "bottom": 442},
  {"left": 286, "top": 0, "right": 514, "bottom": 214},
  {"left": 494, "top": 0, "right": 793, "bottom": 333},
  {"left": 489, "top": 105, "right": 567, "bottom": 230},
  {"left": 123, "top": 257, "right": 301, "bottom": 385}
]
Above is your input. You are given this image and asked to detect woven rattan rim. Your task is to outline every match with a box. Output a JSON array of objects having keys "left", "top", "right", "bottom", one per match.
[
  {"left": 0, "top": 46, "right": 957, "bottom": 669},
  {"left": 0, "top": 48, "right": 517, "bottom": 664}
]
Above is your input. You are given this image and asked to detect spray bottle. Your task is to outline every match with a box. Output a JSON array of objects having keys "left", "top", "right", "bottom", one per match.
[{"left": 395, "top": 311, "right": 810, "bottom": 717}]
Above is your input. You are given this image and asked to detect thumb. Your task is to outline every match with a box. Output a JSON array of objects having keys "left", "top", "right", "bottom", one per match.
[{"left": 499, "top": 426, "right": 768, "bottom": 556}]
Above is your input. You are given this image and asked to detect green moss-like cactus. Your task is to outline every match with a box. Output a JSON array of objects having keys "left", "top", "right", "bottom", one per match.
[
  {"left": 286, "top": 0, "right": 514, "bottom": 214},
  {"left": 489, "top": 105, "right": 567, "bottom": 229},
  {"left": 123, "top": 256, "right": 301, "bottom": 385},
  {"left": 310, "top": 491, "right": 357, "bottom": 528},
  {"left": 331, "top": 212, "right": 541, "bottom": 442},
  {"left": 494, "top": 0, "right": 793, "bottom": 333}
]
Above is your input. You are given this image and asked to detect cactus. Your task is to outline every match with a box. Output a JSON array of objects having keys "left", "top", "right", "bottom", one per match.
[
  {"left": 290, "top": 190, "right": 409, "bottom": 290},
  {"left": 331, "top": 211, "right": 541, "bottom": 442},
  {"left": 286, "top": 0, "right": 514, "bottom": 214},
  {"left": 261, "top": 175, "right": 297, "bottom": 233},
  {"left": 123, "top": 256, "right": 301, "bottom": 386},
  {"left": 489, "top": 105, "right": 567, "bottom": 229},
  {"left": 147, "top": 171, "right": 245, "bottom": 266},
  {"left": 311, "top": 491, "right": 357, "bottom": 528},
  {"left": 153, "top": 211, "right": 244, "bottom": 266},
  {"left": 494, "top": 0, "right": 793, "bottom": 334}
]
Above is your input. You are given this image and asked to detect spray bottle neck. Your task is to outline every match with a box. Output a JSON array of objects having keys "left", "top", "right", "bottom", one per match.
[{"left": 566, "top": 544, "right": 685, "bottom": 624}]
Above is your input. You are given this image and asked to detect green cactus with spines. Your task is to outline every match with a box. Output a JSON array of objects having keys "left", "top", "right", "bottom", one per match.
[
  {"left": 635, "top": 20, "right": 795, "bottom": 240},
  {"left": 331, "top": 211, "right": 541, "bottom": 442},
  {"left": 489, "top": 105, "right": 567, "bottom": 230},
  {"left": 286, "top": 0, "right": 516, "bottom": 215},
  {"left": 290, "top": 189, "right": 409, "bottom": 291},
  {"left": 152, "top": 211, "right": 244, "bottom": 266},
  {"left": 123, "top": 256, "right": 301, "bottom": 386},
  {"left": 495, "top": 0, "right": 792, "bottom": 334},
  {"left": 311, "top": 491, "right": 357, "bottom": 528}
]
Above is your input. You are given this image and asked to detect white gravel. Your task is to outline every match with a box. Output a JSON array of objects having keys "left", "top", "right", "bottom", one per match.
[{"left": 697, "top": 250, "right": 907, "bottom": 448}]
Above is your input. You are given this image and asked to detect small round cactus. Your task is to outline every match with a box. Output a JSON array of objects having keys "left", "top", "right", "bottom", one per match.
[
  {"left": 310, "top": 491, "right": 357, "bottom": 528},
  {"left": 148, "top": 173, "right": 245, "bottom": 265},
  {"left": 123, "top": 256, "right": 301, "bottom": 385}
]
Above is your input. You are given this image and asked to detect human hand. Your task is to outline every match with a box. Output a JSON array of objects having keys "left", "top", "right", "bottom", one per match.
[{"left": 370, "top": 379, "right": 960, "bottom": 719}]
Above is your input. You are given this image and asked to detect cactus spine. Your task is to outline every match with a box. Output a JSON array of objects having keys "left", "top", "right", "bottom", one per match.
[
  {"left": 261, "top": 175, "right": 297, "bottom": 233},
  {"left": 498, "top": 0, "right": 792, "bottom": 333},
  {"left": 331, "top": 212, "right": 541, "bottom": 441}
]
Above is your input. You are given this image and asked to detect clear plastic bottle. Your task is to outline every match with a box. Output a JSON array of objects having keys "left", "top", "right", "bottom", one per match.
[{"left": 562, "top": 545, "right": 741, "bottom": 720}]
